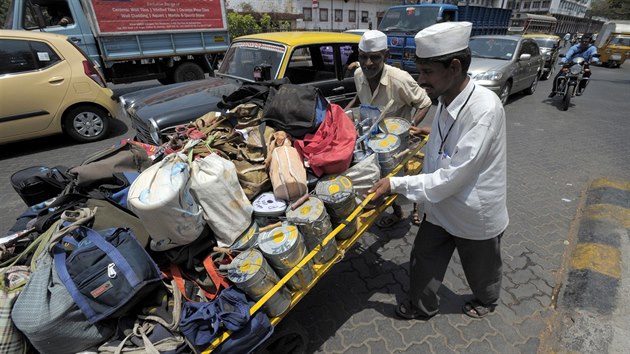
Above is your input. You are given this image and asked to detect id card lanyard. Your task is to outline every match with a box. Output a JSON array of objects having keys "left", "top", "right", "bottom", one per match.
[{"left": 437, "top": 85, "right": 476, "bottom": 156}]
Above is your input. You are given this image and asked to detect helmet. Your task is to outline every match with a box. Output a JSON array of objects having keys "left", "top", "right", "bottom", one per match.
[{"left": 580, "top": 33, "right": 593, "bottom": 43}]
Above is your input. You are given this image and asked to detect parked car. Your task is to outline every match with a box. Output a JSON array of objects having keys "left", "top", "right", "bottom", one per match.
[
  {"left": 468, "top": 35, "right": 544, "bottom": 104},
  {"left": 524, "top": 33, "right": 561, "bottom": 80},
  {"left": 0, "top": 30, "right": 119, "bottom": 144},
  {"left": 120, "top": 32, "right": 360, "bottom": 145}
]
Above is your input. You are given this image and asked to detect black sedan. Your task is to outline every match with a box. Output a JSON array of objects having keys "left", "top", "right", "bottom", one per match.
[{"left": 120, "top": 32, "right": 361, "bottom": 144}]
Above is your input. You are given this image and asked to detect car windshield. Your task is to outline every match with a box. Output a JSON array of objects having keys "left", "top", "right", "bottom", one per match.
[
  {"left": 533, "top": 38, "right": 558, "bottom": 49},
  {"left": 379, "top": 6, "right": 441, "bottom": 33},
  {"left": 469, "top": 38, "right": 517, "bottom": 60},
  {"left": 218, "top": 41, "right": 285, "bottom": 81}
]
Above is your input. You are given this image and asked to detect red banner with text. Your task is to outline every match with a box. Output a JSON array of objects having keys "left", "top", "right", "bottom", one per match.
[{"left": 91, "top": 0, "right": 225, "bottom": 33}]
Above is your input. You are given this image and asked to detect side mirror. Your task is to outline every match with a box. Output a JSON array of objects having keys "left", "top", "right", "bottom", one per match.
[{"left": 519, "top": 53, "right": 531, "bottom": 61}]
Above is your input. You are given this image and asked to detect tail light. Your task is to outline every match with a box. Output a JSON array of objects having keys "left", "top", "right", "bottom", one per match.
[
  {"left": 83, "top": 60, "right": 107, "bottom": 88},
  {"left": 67, "top": 39, "right": 107, "bottom": 87}
]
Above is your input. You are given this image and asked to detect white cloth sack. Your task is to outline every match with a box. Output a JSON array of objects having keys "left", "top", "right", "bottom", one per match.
[
  {"left": 190, "top": 153, "right": 253, "bottom": 247},
  {"left": 128, "top": 153, "right": 205, "bottom": 251}
]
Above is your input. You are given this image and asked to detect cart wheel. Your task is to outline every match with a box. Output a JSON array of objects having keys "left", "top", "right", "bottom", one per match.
[{"left": 255, "top": 318, "right": 309, "bottom": 354}]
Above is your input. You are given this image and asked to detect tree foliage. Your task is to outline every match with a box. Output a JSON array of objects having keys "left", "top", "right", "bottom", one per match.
[
  {"left": 588, "top": 0, "right": 630, "bottom": 20},
  {"left": 227, "top": 12, "right": 292, "bottom": 39},
  {"left": 227, "top": 12, "right": 260, "bottom": 38}
]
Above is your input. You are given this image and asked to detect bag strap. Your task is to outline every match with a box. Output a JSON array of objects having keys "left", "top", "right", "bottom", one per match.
[
  {"left": 0, "top": 227, "right": 49, "bottom": 269},
  {"left": 53, "top": 227, "right": 142, "bottom": 322},
  {"left": 169, "top": 252, "right": 230, "bottom": 303},
  {"left": 170, "top": 263, "right": 217, "bottom": 302},
  {"left": 203, "top": 253, "right": 230, "bottom": 293},
  {"left": 169, "top": 263, "right": 196, "bottom": 302}
]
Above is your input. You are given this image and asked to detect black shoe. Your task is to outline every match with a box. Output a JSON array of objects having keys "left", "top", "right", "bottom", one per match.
[
  {"left": 576, "top": 91, "right": 582, "bottom": 96},
  {"left": 548, "top": 92, "right": 556, "bottom": 98}
]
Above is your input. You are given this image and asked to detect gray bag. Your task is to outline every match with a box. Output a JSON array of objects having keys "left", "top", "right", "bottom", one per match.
[
  {"left": 11, "top": 215, "right": 115, "bottom": 354},
  {"left": 342, "top": 153, "right": 381, "bottom": 198},
  {"left": 98, "top": 280, "right": 186, "bottom": 354}
]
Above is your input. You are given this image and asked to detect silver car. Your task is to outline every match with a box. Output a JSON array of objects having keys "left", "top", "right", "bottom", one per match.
[{"left": 468, "top": 35, "right": 544, "bottom": 105}]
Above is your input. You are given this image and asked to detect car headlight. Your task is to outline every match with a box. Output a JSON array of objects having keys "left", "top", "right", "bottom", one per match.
[
  {"left": 148, "top": 118, "right": 161, "bottom": 145},
  {"left": 570, "top": 64, "right": 582, "bottom": 75},
  {"left": 473, "top": 71, "right": 503, "bottom": 81}
]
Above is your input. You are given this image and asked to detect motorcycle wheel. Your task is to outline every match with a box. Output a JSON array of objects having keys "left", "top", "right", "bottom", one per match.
[{"left": 562, "top": 91, "right": 571, "bottom": 111}]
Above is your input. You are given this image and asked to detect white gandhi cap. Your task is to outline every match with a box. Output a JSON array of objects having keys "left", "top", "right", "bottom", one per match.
[
  {"left": 359, "top": 30, "right": 388, "bottom": 52},
  {"left": 414, "top": 22, "right": 473, "bottom": 58}
]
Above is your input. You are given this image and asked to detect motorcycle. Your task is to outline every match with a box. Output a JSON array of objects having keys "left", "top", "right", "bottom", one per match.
[{"left": 552, "top": 54, "right": 598, "bottom": 111}]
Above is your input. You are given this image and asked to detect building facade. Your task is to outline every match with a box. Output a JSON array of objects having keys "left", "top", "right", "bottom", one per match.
[
  {"left": 225, "top": 0, "right": 400, "bottom": 31},
  {"left": 225, "top": 0, "right": 602, "bottom": 35},
  {"left": 502, "top": 0, "right": 602, "bottom": 34}
]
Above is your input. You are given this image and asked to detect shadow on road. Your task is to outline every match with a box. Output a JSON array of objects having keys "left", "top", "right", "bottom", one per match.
[{"left": 0, "top": 118, "right": 129, "bottom": 161}]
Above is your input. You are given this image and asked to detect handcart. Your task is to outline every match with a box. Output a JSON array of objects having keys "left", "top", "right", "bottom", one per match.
[{"left": 203, "top": 134, "right": 429, "bottom": 353}]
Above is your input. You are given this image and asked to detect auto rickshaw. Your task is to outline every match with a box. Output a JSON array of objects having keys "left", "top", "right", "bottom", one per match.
[{"left": 595, "top": 21, "right": 630, "bottom": 68}]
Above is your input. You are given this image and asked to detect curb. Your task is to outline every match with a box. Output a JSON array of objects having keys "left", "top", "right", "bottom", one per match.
[{"left": 545, "top": 177, "right": 630, "bottom": 353}]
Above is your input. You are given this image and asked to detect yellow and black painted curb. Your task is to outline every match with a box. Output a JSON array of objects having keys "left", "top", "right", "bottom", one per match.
[{"left": 561, "top": 178, "right": 629, "bottom": 315}]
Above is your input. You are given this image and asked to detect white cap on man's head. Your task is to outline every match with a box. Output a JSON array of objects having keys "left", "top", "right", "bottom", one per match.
[
  {"left": 359, "top": 30, "right": 388, "bottom": 52},
  {"left": 414, "top": 22, "right": 472, "bottom": 58}
]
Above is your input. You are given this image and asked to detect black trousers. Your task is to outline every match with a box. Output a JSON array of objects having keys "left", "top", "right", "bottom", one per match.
[{"left": 409, "top": 217, "right": 503, "bottom": 316}]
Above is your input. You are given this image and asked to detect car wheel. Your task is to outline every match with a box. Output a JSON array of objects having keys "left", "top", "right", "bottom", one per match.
[
  {"left": 524, "top": 73, "right": 539, "bottom": 95},
  {"left": 499, "top": 81, "right": 511, "bottom": 105},
  {"left": 63, "top": 105, "right": 110, "bottom": 143},
  {"left": 173, "top": 62, "right": 205, "bottom": 82}
]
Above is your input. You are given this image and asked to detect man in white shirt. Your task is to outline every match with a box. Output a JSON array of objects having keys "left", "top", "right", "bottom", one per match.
[
  {"left": 368, "top": 21, "right": 508, "bottom": 320},
  {"left": 345, "top": 30, "right": 432, "bottom": 227}
]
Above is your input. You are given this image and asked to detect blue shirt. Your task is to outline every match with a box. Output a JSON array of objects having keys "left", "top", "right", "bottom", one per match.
[{"left": 562, "top": 44, "right": 599, "bottom": 64}]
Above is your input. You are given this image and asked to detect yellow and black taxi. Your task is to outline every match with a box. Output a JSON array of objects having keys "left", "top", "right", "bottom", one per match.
[
  {"left": 120, "top": 32, "right": 360, "bottom": 145},
  {"left": 0, "top": 30, "right": 119, "bottom": 144},
  {"left": 524, "top": 33, "right": 561, "bottom": 80}
]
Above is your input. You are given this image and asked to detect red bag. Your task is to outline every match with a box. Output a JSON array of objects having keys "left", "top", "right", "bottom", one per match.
[{"left": 294, "top": 104, "right": 357, "bottom": 177}]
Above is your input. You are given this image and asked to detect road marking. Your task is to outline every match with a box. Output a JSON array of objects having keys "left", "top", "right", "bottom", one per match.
[
  {"left": 570, "top": 243, "right": 621, "bottom": 279},
  {"left": 591, "top": 178, "right": 630, "bottom": 192},
  {"left": 584, "top": 203, "right": 630, "bottom": 229}
]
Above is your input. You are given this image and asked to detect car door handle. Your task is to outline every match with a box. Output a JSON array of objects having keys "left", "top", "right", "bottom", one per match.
[
  {"left": 69, "top": 37, "right": 81, "bottom": 42},
  {"left": 48, "top": 77, "right": 65, "bottom": 84},
  {"left": 332, "top": 86, "right": 345, "bottom": 92}
]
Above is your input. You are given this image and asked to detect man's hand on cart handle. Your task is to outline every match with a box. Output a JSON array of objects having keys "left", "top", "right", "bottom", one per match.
[
  {"left": 367, "top": 177, "right": 392, "bottom": 204},
  {"left": 409, "top": 126, "right": 431, "bottom": 136}
]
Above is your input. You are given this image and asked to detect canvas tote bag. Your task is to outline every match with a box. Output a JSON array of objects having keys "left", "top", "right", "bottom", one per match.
[{"left": 190, "top": 153, "right": 253, "bottom": 247}]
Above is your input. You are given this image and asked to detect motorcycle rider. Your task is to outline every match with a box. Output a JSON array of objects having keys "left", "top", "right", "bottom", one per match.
[{"left": 548, "top": 33, "right": 599, "bottom": 98}]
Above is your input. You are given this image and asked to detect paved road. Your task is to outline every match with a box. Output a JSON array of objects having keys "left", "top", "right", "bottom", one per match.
[{"left": 1, "top": 63, "right": 628, "bottom": 353}]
